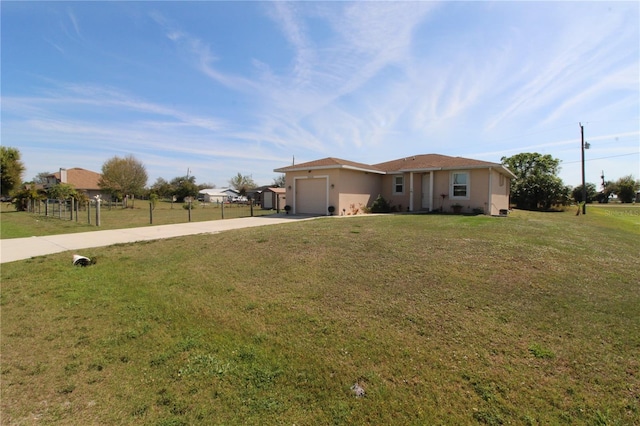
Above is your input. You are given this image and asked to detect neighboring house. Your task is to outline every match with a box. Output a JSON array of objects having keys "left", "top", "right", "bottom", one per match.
[
  {"left": 274, "top": 154, "right": 516, "bottom": 216},
  {"left": 45, "top": 168, "right": 106, "bottom": 199},
  {"left": 198, "top": 188, "right": 239, "bottom": 203}
]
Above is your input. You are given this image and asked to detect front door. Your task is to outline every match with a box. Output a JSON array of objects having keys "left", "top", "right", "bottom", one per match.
[{"left": 421, "top": 174, "right": 431, "bottom": 210}]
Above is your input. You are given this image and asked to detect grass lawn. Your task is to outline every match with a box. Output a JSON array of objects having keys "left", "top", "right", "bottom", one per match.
[
  {"left": 1, "top": 206, "right": 639, "bottom": 425},
  {"left": 0, "top": 201, "right": 277, "bottom": 239}
]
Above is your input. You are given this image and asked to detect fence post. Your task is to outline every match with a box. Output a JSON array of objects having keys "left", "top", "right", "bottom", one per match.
[
  {"left": 188, "top": 200, "right": 192, "bottom": 222},
  {"left": 149, "top": 202, "right": 153, "bottom": 225},
  {"left": 250, "top": 200, "right": 254, "bottom": 217},
  {"left": 87, "top": 201, "right": 91, "bottom": 225},
  {"left": 95, "top": 196, "right": 101, "bottom": 226},
  {"left": 221, "top": 201, "right": 225, "bottom": 219},
  {"left": 75, "top": 199, "right": 79, "bottom": 222}
]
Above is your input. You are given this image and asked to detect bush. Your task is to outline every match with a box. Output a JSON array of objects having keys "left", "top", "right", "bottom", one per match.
[{"left": 370, "top": 195, "right": 391, "bottom": 213}]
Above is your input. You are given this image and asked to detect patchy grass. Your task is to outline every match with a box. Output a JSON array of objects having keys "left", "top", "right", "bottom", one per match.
[
  {"left": 0, "top": 201, "right": 277, "bottom": 239},
  {"left": 1, "top": 209, "right": 639, "bottom": 425}
]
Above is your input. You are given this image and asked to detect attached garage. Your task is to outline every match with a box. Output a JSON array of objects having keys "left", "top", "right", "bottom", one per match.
[{"left": 295, "top": 177, "right": 328, "bottom": 215}]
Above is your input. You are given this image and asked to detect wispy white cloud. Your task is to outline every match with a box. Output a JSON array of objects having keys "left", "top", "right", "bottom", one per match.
[
  {"left": 3, "top": 2, "right": 637, "bottom": 186},
  {"left": 67, "top": 9, "right": 82, "bottom": 38}
]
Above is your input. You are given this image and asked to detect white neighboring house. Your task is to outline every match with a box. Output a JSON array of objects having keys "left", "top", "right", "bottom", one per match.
[{"left": 198, "top": 188, "right": 239, "bottom": 203}]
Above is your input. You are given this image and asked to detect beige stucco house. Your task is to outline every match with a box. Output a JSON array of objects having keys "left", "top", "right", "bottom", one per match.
[{"left": 274, "top": 154, "right": 515, "bottom": 216}]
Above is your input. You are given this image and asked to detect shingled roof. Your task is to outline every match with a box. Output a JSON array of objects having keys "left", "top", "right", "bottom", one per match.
[
  {"left": 274, "top": 157, "right": 385, "bottom": 174},
  {"left": 373, "top": 154, "right": 502, "bottom": 172},
  {"left": 275, "top": 154, "right": 515, "bottom": 177},
  {"left": 51, "top": 168, "right": 101, "bottom": 190}
]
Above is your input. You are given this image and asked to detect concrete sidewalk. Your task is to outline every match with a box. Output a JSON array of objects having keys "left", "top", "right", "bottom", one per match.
[{"left": 0, "top": 215, "right": 315, "bottom": 264}]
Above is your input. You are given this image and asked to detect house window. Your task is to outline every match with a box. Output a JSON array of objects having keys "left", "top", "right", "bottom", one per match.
[
  {"left": 451, "top": 172, "right": 469, "bottom": 198},
  {"left": 393, "top": 175, "right": 404, "bottom": 194}
]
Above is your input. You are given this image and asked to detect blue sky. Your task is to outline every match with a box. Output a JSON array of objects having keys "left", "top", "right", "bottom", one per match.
[{"left": 2, "top": 1, "right": 638, "bottom": 189}]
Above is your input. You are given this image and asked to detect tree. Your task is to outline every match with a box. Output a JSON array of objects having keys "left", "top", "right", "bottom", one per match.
[
  {"left": 11, "top": 183, "right": 42, "bottom": 211},
  {"left": 228, "top": 172, "right": 257, "bottom": 196},
  {"left": 98, "top": 155, "right": 148, "bottom": 205},
  {"left": 33, "top": 171, "right": 53, "bottom": 185},
  {"left": 272, "top": 174, "right": 286, "bottom": 188},
  {"left": 170, "top": 175, "right": 199, "bottom": 202},
  {"left": 48, "top": 183, "right": 77, "bottom": 200},
  {"left": 501, "top": 153, "right": 569, "bottom": 210},
  {"left": 572, "top": 183, "right": 597, "bottom": 204},
  {"left": 198, "top": 182, "right": 216, "bottom": 190},
  {"left": 149, "top": 177, "right": 174, "bottom": 198},
  {"left": 1, "top": 146, "right": 25, "bottom": 197},
  {"left": 613, "top": 175, "right": 640, "bottom": 203}
]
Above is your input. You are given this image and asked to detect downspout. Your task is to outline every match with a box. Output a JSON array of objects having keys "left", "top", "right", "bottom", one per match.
[{"left": 488, "top": 167, "right": 493, "bottom": 216}]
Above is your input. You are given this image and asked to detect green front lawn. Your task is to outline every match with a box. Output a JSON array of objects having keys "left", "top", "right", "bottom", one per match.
[{"left": 1, "top": 208, "right": 638, "bottom": 424}]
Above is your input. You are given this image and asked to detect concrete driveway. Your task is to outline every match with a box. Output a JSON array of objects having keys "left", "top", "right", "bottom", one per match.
[{"left": 0, "top": 215, "right": 315, "bottom": 264}]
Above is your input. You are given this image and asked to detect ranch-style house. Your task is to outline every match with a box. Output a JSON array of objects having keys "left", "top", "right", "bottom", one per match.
[{"left": 274, "top": 154, "right": 516, "bottom": 216}]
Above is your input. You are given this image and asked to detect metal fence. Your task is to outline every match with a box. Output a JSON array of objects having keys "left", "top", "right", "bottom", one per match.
[{"left": 26, "top": 199, "right": 281, "bottom": 227}]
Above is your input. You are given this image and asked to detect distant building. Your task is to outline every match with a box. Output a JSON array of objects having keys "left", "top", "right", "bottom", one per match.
[
  {"left": 198, "top": 187, "right": 239, "bottom": 203},
  {"left": 45, "top": 168, "right": 105, "bottom": 199}
]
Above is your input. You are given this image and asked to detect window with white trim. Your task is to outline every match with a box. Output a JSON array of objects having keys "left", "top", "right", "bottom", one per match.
[
  {"left": 451, "top": 171, "right": 469, "bottom": 198},
  {"left": 393, "top": 175, "right": 404, "bottom": 194}
]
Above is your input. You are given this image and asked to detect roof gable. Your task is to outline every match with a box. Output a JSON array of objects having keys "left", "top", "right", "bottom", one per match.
[
  {"left": 274, "top": 157, "right": 385, "bottom": 174},
  {"left": 52, "top": 168, "right": 101, "bottom": 190}
]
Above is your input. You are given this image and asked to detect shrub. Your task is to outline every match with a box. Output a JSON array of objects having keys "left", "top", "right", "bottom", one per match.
[{"left": 370, "top": 195, "right": 391, "bottom": 213}]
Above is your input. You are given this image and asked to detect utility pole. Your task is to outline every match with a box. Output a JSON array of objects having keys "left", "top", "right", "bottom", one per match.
[{"left": 580, "top": 123, "right": 590, "bottom": 215}]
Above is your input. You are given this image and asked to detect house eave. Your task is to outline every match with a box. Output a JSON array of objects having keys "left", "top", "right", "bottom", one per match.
[
  {"left": 392, "top": 164, "right": 516, "bottom": 178},
  {"left": 274, "top": 164, "right": 385, "bottom": 174}
]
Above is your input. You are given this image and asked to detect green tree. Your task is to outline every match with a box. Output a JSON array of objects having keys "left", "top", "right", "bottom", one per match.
[
  {"left": 33, "top": 171, "right": 53, "bottom": 185},
  {"left": 170, "top": 175, "right": 199, "bottom": 202},
  {"left": 613, "top": 175, "right": 640, "bottom": 203},
  {"left": 98, "top": 155, "right": 148, "bottom": 206},
  {"left": 572, "top": 183, "right": 598, "bottom": 204},
  {"left": 272, "top": 174, "right": 286, "bottom": 188},
  {"left": 11, "top": 183, "right": 42, "bottom": 211},
  {"left": 149, "top": 177, "right": 173, "bottom": 198},
  {"left": 228, "top": 172, "right": 257, "bottom": 196},
  {"left": 501, "top": 153, "right": 569, "bottom": 210},
  {"left": 1, "top": 146, "right": 25, "bottom": 197},
  {"left": 48, "top": 183, "right": 77, "bottom": 200}
]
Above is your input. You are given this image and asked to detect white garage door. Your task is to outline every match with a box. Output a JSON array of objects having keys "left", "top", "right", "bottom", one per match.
[{"left": 296, "top": 178, "right": 327, "bottom": 215}]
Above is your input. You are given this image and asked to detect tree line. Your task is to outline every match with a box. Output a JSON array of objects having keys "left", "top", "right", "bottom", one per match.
[
  {"left": 501, "top": 152, "right": 639, "bottom": 209},
  {"left": 2, "top": 147, "right": 638, "bottom": 212},
  {"left": 1, "top": 149, "right": 285, "bottom": 211}
]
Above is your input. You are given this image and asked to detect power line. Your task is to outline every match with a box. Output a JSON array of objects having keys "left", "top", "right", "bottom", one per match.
[{"left": 563, "top": 152, "right": 639, "bottom": 165}]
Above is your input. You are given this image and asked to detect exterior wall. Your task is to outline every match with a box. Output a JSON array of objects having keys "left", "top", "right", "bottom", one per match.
[
  {"left": 380, "top": 174, "right": 411, "bottom": 212},
  {"left": 284, "top": 168, "right": 380, "bottom": 215},
  {"left": 336, "top": 169, "right": 382, "bottom": 214},
  {"left": 431, "top": 169, "right": 492, "bottom": 214},
  {"left": 488, "top": 169, "right": 510, "bottom": 216},
  {"left": 284, "top": 170, "right": 334, "bottom": 215}
]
